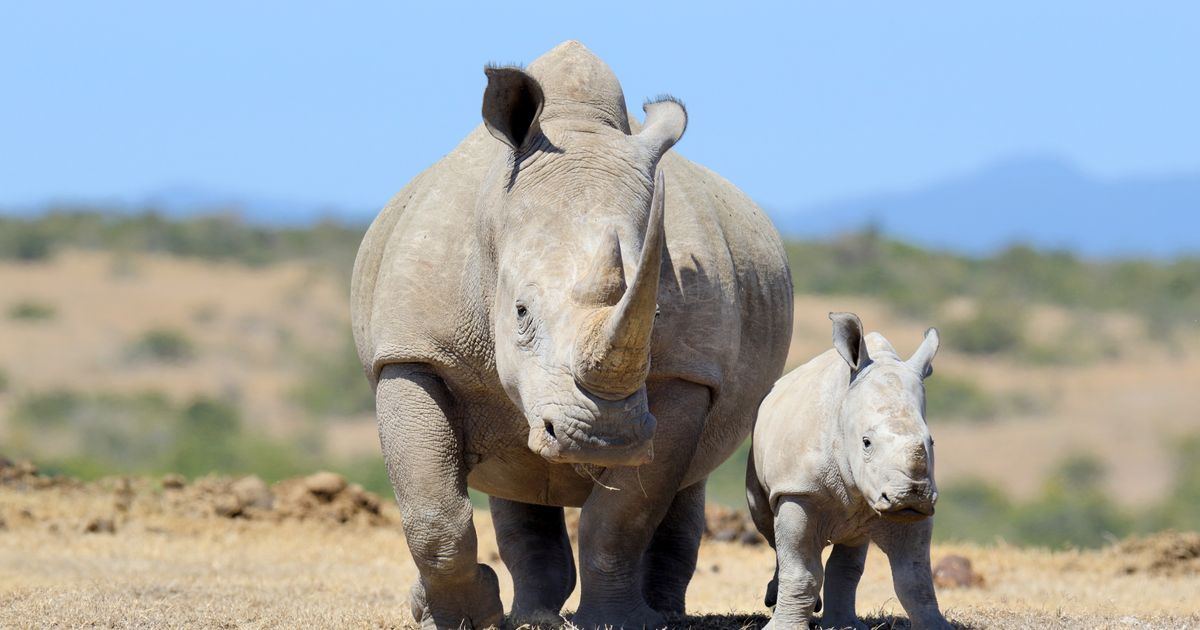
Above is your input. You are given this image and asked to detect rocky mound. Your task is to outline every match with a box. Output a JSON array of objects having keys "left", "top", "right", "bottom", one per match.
[
  {"left": 1113, "top": 531, "right": 1200, "bottom": 577},
  {"left": 1, "top": 457, "right": 766, "bottom": 542}
]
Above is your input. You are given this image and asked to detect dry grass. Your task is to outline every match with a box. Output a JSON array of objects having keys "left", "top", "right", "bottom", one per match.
[{"left": 2, "top": 475, "right": 1198, "bottom": 629}]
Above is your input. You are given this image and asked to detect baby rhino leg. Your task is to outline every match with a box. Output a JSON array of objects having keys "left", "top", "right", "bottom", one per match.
[
  {"left": 765, "top": 497, "right": 824, "bottom": 630},
  {"left": 820, "top": 543, "right": 868, "bottom": 630},
  {"left": 876, "top": 519, "right": 953, "bottom": 630}
]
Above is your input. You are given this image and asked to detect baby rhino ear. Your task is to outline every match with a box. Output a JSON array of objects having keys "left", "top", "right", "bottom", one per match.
[
  {"left": 830, "top": 312, "right": 870, "bottom": 373},
  {"left": 908, "top": 328, "right": 940, "bottom": 379}
]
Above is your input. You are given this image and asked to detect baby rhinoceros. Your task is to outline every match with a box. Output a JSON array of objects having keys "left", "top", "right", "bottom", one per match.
[{"left": 747, "top": 312, "right": 951, "bottom": 630}]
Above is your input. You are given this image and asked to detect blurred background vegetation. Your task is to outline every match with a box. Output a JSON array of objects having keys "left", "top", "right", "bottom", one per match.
[{"left": 2, "top": 209, "right": 1198, "bottom": 548}]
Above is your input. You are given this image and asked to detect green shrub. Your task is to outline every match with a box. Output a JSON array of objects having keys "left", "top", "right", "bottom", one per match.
[
  {"left": 943, "top": 306, "right": 1026, "bottom": 355},
  {"left": 1152, "top": 435, "right": 1200, "bottom": 530},
  {"left": 291, "top": 332, "right": 374, "bottom": 418},
  {"left": 7, "top": 301, "right": 56, "bottom": 321},
  {"left": 11, "top": 390, "right": 84, "bottom": 428},
  {"left": 1008, "top": 454, "right": 1131, "bottom": 548},
  {"left": 933, "top": 479, "right": 1015, "bottom": 543},
  {"left": 925, "top": 376, "right": 1000, "bottom": 422},
  {"left": 127, "top": 328, "right": 196, "bottom": 363}
]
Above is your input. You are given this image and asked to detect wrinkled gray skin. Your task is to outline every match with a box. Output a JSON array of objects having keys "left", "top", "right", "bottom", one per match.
[
  {"left": 351, "top": 41, "right": 793, "bottom": 629},
  {"left": 747, "top": 313, "right": 951, "bottom": 630}
]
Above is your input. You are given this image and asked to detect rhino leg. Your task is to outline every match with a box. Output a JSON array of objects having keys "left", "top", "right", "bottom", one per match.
[
  {"left": 376, "top": 363, "right": 503, "bottom": 630},
  {"left": 819, "top": 543, "right": 868, "bottom": 630},
  {"left": 874, "top": 519, "right": 952, "bottom": 630},
  {"left": 765, "top": 496, "right": 825, "bottom": 630},
  {"left": 572, "top": 380, "right": 710, "bottom": 630},
  {"left": 640, "top": 478, "right": 706, "bottom": 616},
  {"left": 747, "top": 449, "right": 780, "bottom": 609},
  {"left": 489, "top": 497, "right": 576, "bottom": 625}
]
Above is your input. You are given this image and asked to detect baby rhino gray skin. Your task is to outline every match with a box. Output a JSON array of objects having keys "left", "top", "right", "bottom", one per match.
[
  {"left": 747, "top": 313, "right": 951, "bottom": 630},
  {"left": 352, "top": 41, "right": 793, "bottom": 630}
]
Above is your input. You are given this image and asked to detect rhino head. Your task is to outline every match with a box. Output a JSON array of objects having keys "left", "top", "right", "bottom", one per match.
[
  {"left": 830, "top": 312, "right": 942, "bottom": 523},
  {"left": 477, "top": 43, "right": 686, "bottom": 467}
]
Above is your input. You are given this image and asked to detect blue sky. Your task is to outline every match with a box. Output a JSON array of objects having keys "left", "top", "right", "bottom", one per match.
[{"left": 2, "top": 1, "right": 1198, "bottom": 214}]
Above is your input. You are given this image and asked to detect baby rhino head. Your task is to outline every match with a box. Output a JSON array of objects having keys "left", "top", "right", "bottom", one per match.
[{"left": 829, "top": 312, "right": 941, "bottom": 524}]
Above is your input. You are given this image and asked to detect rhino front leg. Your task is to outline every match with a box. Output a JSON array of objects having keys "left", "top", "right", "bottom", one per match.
[
  {"left": 820, "top": 543, "right": 868, "bottom": 630},
  {"left": 640, "top": 478, "right": 706, "bottom": 616},
  {"left": 572, "top": 380, "right": 710, "bottom": 629},
  {"left": 489, "top": 497, "right": 576, "bottom": 625},
  {"left": 766, "top": 497, "right": 825, "bottom": 630},
  {"left": 874, "top": 519, "right": 952, "bottom": 630},
  {"left": 376, "top": 363, "right": 503, "bottom": 630}
]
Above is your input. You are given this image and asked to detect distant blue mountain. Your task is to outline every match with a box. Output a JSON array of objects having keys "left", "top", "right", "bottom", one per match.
[{"left": 770, "top": 156, "right": 1200, "bottom": 257}]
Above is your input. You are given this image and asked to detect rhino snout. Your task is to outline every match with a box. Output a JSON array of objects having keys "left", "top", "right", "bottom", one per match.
[
  {"left": 525, "top": 397, "right": 656, "bottom": 467},
  {"left": 872, "top": 481, "right": 937, "bottom": 523}
]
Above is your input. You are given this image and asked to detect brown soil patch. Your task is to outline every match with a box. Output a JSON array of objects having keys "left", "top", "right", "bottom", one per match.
[{"left": 1113, "top": 531, "right": 1200, "bottom": 577}]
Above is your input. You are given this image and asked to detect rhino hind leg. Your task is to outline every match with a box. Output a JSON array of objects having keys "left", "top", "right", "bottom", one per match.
[
  {"left": 639, "top": 478, "right": 706, "bottom": 616},
  {"left": 489, "top": 497, "right": 577, "bottom": 625},
  {"left": 819, "top": 543, "right": 867, "bottom": 629},
  {"left": 377, "top": 363, "right": 503, "bottom": 630}
]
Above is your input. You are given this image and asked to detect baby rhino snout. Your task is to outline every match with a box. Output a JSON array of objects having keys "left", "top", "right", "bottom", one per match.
[{"left": 874, "top": 478, "right": 937, "bottom": 523}]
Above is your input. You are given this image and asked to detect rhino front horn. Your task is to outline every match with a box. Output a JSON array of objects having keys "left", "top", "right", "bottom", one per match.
[{"left": 573, "top": 169, "right": 666, "bottom": 400}]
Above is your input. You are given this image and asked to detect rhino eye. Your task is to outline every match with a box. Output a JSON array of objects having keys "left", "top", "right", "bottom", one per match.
[
  {"left": 862, "top": 437, "right": 872, "bottom": 449},
  {"left": 516, "top": 304, "right": 528, "bottom": 318}
]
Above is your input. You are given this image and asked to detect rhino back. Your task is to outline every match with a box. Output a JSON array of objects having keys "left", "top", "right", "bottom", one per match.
[
  {"left": 651, "top": 150, "right": 794, "bottom": 483},
  {"left": 753, "top": 349, "right": 849, "bottom": 507}
]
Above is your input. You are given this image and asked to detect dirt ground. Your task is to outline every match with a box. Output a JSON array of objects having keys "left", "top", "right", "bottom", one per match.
[{"left": 2, "top": 466, "right": 1198, "bottom": 629}]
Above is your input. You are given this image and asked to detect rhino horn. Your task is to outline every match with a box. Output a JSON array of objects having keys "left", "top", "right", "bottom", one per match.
[
  {"left": 574, "top": 169, "right": 666, "bottom": 399},
  {"left": 571, "top": 227, "right": 627, "bottom": 307}
]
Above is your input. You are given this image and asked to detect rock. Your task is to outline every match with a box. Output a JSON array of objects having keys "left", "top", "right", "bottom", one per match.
[
  {"left": 304, "top": 471, "right": 347, "bottom": 499},
  {"left": 231, "top": 475, "right": 273, "bottom": 510},
  {"left": 161, "top": 474, "right": 187, "bottom": 490},
  {"left": 933, "top": 554, "right": 984, "bottom": 588},
  {"left": 711, "top": 528, "right": 738, "bottom": 543},
  {"left": 83, "top": 517, "right": 116, "bottom": 534},
  {"left": 213, "top": 494, "right": 244, "bottom": 518},
  {"left": 739, "top": 530, "right": 764, "bottom": 546}
]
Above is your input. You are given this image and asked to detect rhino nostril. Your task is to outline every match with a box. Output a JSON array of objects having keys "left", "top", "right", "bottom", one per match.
[
  {"left": 544, "top": 420, "right": 556, "bottom": 439},
  {"left": 880, "top": 492, "right": 890, "bottom": 504}
]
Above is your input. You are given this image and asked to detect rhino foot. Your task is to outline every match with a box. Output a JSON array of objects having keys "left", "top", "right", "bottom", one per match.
[
  {"left": 408, "top": 564, "right": 504, "bottom": 630},
  {"left": 571, "top": 601, "right": 665, "bottom": 630}
]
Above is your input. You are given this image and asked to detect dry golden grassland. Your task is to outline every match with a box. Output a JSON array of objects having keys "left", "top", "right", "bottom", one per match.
[{"left": 1, "top": 469, "right": 1198, "bottom": 629}]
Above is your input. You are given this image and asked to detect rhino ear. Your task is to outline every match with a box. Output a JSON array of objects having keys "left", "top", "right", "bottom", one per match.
[
  {"left": 908, "top": 328, "right": 940, "bottom": 379},
  {"left": 636, "top": 97, "right": 687, "bottom": 160},
  {"left": 830, "top": 312, "right": 870, "bottom": 374},
  {"left": 482, "top": 66, "right": 544, "bottom": 152}
]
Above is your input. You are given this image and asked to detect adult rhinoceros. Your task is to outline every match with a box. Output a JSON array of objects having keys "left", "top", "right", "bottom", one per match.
[{"left": 351, "top": 40, "right": 792, "bottom": 629}]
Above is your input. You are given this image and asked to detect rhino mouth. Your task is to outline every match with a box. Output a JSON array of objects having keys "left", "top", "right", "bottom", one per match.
[
  {"left": 879, "top": 505, "right": 935, "bottom": 523},
  {"left": 525, "top": 401, "right": 656, "bottom": 466}
]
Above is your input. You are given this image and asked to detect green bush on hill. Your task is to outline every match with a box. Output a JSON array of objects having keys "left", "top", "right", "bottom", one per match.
[
  {"left": 7, "top": 301, "right": 56, "bottom": 321},
  {"left": 126, "top": 328, "right": 197, "bottom": 364}
]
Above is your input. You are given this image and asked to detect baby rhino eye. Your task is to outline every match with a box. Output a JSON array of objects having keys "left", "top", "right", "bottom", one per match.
[
  {"left": 516, "top": 304, "right": 528, "bottom": 318},
  {"left": 862, "top": 436, "right": 872, "bottom": 449}
]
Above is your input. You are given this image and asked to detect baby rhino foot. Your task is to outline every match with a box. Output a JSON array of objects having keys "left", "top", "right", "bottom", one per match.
[
  {"left": 818, "top": 615, "right": 868, "bottom": 630},
  {"left": 408, "top": 564, "right": 504, "bottom": 630}
]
